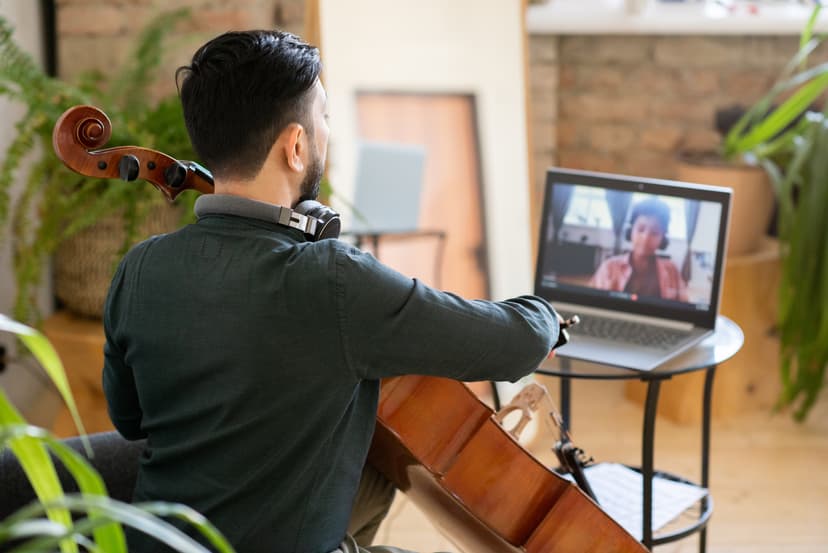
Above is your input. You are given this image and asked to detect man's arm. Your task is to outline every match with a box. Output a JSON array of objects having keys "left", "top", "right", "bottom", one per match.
[
  {"left": 335, "top": 247, "right": 559, "bottom": 382},
  {"left": 101, "top": 259, "right": 146, "bottom": 441}
]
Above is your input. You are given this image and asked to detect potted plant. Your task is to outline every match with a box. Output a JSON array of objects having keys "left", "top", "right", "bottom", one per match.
[
  {"left": 693, "top": 6, "right": 828, "bottom": 420},
  {"left": 0, "top": 10, "right": 199, "bottom": 325}
]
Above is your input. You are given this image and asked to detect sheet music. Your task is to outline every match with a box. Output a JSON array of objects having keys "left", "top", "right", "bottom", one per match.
[{"left": 562, "top": 463, "right": 708, "bottom": 540}]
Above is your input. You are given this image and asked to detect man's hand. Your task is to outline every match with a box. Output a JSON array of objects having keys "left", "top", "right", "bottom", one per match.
[{"left": 549, "top": 314, "right": 580, "bottom": 357}]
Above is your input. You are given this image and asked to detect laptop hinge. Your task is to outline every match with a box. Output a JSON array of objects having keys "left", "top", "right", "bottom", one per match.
[{"left": 552, "top": 302, "right": 695, "bottom": 331}]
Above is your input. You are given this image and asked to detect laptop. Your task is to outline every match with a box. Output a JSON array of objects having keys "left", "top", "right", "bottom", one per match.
[
  {"left": 534, "top": 167, "right": 732, "bottom": 371},
  {"left": 348, "top": 141, "right": 426, "bottom": 233}
]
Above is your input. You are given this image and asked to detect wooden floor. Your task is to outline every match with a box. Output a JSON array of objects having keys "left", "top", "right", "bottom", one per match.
[
  {"left": 374, "top": 376, "right": 828, "bottom": 553},
  {"left": 24, "top": 375, "right": 828, "bottom": 552}
]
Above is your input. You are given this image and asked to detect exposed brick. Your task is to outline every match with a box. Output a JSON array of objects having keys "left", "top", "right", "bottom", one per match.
[
  {"left": 531, "top": 91, "right": 557, "bottom": 124},
  {"left": 533, "top": 157, "right": 555, "bottom": 188},
  {"left": 529, "top": 36, "right": 558, "bottom": 64},
  {"left": 741, "top": 36, "right": 801, "bottom": 69},
  {"left": 532, "top": 121, "right": 556, "bottom": 153},
  {"left": 58, "top": 4, "right": 127, "bottom": 36},
  {"left": 58, "top": 0, "right": 152, "bottom": 5},
  {"left": 558, "top": 63, "right": 577, "bottom": 88},
  {"left": 152, "top": 0, "right": 209, "bottom": 10},
  {"left": 560, "top": 93, "right": 648, "bottom": 123},
  {"left": 273, "top": 0, "right": 306, "bottom": 27},
  {"left": 589, "top": 124, "right": 636, "bottom": 153},
  {"left": 542, "top": 34, "right": 828, "bottom": 189},
  {"left": 531, "top": 64, "right": 557, "bottom": 92},
  {"left": 681, "top": 128, "right": 723, "bottom": 153},
  {"left": 531, "top": 77, "right": 557, "bottom": 103},
  {"left": 556, "top": 119, "right": 588, "bottom": 150},
  {"left": 679, "top": 68, "right": 721, "bottom": 97},
  {"left": 187, "top": 9, "right": 256, "bottom": 32},
  {"left": 578, "top": 64, "right": 626, "bottom": 91},
  {"left": 561, "top": 35, "right": 650, "bottom": 65},
  {"left": 618, "top": 151, "right": 675, "bottom": 180},
  {"left": 625, "top": 65, "right": 678, "bottom": 96},
  {"left": 638, "top": 126, "right": 683, "bottom": 153},
  {"left": 649, "top": 98, "right": 714, "bottom": 124},
  {"left": 55, "top": 0, "right": 306, "bottom": 85},
  {"left": 724, "top": 71, "right": 775, "bottom": 103},
  {"left": 58, "top": 34, "right": 133, "bottom": 79},
  {"left": 654, "top": 36, "right": 745, "bottom": 68},
  {"left": 557, "top": 149, "right": 619, "bottom": 173}
]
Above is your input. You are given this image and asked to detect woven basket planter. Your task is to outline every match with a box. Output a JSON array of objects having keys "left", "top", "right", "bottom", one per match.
[{"left": 54, "top": 204, "right": 183, "bottom": 319}]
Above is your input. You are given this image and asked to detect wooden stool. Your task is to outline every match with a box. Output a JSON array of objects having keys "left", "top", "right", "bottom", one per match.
[
  {"left": 42, "top": 311, "right": 113, "bottom": 437},
  {"left": 626, "top": 238, "right": 781, "bottom": 423}
]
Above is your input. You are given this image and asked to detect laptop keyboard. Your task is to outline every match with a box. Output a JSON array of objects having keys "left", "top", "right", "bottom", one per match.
[{"left": 562, "top": 313, "right": 690, "bottom": 350}]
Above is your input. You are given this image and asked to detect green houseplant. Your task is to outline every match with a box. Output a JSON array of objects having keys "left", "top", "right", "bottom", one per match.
[
  {"left": 0, "top": 313, "right": 235, "bottom": 552},
  {"left": 0, "top": 9, "right": 199, "bottom": 325},
  {"left": 717, "top": 6, "right": 828, "bottom": 421}
]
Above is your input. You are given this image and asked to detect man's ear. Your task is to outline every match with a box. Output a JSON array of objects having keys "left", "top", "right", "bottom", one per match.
[{"left": 281, "top": 123, "right": 305, "bottom": 173}]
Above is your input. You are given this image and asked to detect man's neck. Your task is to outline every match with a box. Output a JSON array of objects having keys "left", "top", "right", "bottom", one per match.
[{"left": 213, "top": 176, "right": 296, "bottom": 208}]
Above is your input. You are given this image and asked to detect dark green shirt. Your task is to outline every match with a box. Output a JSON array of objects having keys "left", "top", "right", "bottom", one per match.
[{"left": 102, "top": 195, "right": 559, "bottom": 553}]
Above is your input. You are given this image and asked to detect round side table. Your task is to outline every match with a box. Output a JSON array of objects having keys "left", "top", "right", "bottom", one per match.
[{"left": 534, "top": 315, "right": 744, "bottom": 551}]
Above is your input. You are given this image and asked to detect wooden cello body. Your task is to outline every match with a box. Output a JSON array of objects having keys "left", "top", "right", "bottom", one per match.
[
  {"left": 52, "top": 105, "right": 647, "bottom": 553},
  {"left": 370, "top": 376, "right": 647, "bottom": 553}
]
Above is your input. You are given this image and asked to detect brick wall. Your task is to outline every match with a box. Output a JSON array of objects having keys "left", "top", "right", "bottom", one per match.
[
  {"left": 527, "top": 33, "right": 818, "bottom": 230},
  {"left": 528, "top": 34, "right": 559, "bottom": 231},
  {"left": 56, "top": 0, "right": 307, "bottom": 91}
]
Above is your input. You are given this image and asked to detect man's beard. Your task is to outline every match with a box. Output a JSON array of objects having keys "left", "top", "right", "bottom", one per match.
[{"left": 297, "top": 149, "right": 324, "bottom": 203}]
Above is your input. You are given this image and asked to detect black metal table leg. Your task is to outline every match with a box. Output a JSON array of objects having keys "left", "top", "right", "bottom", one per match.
[
  {"left": 699, "top": 366, "right": 716, "bottom": 553},
  {"left": 559, "top": 358, "right": 572, "bottom": 432},
  {"left": 642, "top": 378, "right": 662, "bottom": 549},
  {"left": 370, "top": 234, "right": 380, "bottom": 257}
]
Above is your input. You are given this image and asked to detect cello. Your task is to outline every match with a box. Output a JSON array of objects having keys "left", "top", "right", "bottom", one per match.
[{"left": 52, "top": 105, "right": 648, "bottom": 553}]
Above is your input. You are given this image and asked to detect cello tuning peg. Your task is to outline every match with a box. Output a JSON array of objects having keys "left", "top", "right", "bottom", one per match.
[
  {"left": 118, "top": 154, "right": 140, "bottom": 182},
  {"left": 164, "top": 161, "right": 188, "bottom": 188}
]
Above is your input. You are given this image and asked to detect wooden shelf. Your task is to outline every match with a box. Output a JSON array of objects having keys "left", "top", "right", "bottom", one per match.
[
  {"left": 42, "top": 311, "right": 112, "bottom": 438},
  {"left": 528, "top": 1, "right": 828, "bottom": 35}
]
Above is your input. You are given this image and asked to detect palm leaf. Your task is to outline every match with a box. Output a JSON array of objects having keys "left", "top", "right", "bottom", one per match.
[
  {"left": 0, "top": 425, "right": 126, "bottom": 553},
  {"left": 2, "top": 495, "right": 234, "bottom": 553},
  {"left": 0, "top": 316, "right": 87, "bottom": 439},
  {"left": 0, "top": 393, "right": 76, "bottom": 553}
]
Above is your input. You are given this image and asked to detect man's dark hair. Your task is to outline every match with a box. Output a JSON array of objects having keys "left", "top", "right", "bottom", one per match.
[
  {"left": 629, "top": 197, "right": 671, "bottom": 234},
  {"left": 176, "top": 30, "right": 321, "bottom": 180}
]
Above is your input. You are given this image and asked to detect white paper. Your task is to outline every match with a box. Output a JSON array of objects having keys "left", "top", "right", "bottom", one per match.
[{"left": 562, "top": 462, "right": 709, "bottom": 540}]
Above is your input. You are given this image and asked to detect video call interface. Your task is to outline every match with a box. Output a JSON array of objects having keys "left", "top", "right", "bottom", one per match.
[{"left": 537, "top": 182, "right": 723, "bottom": 312}]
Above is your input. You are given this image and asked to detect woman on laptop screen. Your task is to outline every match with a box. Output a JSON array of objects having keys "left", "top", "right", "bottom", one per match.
[{"left": 590, "top": 197, "right": 688, "bottom": 302}]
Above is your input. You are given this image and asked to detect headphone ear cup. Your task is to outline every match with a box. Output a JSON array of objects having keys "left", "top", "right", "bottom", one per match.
[
  {"left": 660, "top": 236, "right": 669, "bottom": 250},
  {"left": 294, "top": 200, "right": 341, "bottom": 241}
]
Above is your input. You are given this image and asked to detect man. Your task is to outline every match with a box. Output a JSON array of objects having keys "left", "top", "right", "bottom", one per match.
[{"left": 102, "top": 30, "right": 560, "bottom": 553}]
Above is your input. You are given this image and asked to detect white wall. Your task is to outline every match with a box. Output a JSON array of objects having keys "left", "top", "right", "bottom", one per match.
[
  {"left": 320, "top": 0, "right": 532, "bottom": 300},
  {"left": 0, "top": 0, "right": 51, "bottom": 405},
  {"left": 0, "top": 0, "right": 48, "bottom": 319}
]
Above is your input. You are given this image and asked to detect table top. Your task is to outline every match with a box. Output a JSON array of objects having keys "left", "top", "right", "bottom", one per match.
[
  {"left": 535, "top": 315, "right": 744, "bottom": 381},
  {"left": 341, "top": 228, "right": 446, "bottom": 240}
]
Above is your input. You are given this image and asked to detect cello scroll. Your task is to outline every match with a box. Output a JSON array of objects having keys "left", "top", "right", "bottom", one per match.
[{"left": 52, "top": 105, "right": 214, "bottom": 201}]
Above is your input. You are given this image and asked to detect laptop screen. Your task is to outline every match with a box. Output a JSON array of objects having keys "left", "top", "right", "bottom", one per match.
[{"left": 534, "top": 168, "right": 731, "bottom": 329}]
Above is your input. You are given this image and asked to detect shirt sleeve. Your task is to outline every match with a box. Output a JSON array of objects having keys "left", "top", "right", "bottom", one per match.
[
  {"left": 334, "top": 246, "right": 559, "bottom": 382},
  {"left": 101, "top": 258, "right": 147, "bottom": 441}
]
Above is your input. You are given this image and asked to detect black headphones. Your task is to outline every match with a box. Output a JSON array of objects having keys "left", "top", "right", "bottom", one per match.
[
  {"left": 293, "top": 200, "right": 341, "bottom": 241},
  {"left": 624, "top": 225, "right": 669, "bottom": 250},
  {"left": 194, "top": 195, "right": 341, "bottom": 241}
]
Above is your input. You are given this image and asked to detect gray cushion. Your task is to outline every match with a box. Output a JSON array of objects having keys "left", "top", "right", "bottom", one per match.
[{"left": 0, "top": 431, "right": 145, "bottom": 520}]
